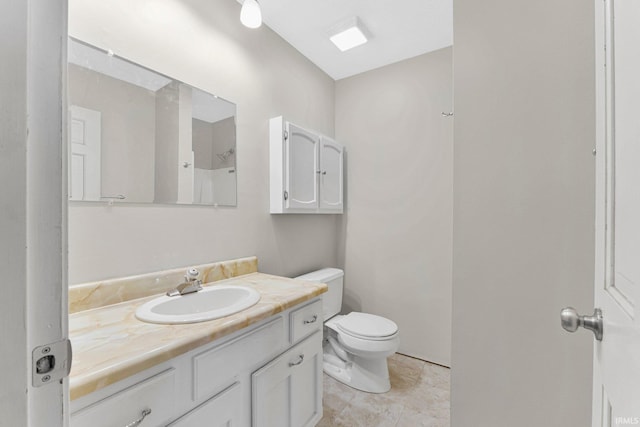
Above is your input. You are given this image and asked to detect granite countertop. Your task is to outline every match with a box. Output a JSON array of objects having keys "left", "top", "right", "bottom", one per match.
[{"left": 69, "top": 272, "right": 327, "bottom": 401}]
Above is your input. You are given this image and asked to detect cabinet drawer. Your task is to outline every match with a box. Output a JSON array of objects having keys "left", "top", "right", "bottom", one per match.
[
  {"left": 70, "top": 368, "right": 175, "bottom": 427},
  {"left": 168, "top": 382, "right": 242, "bottom": 427},
  {"left": 193, "top": 316, "right": 285, "bottom": 401},
  {"left": 290, "top": 300, "right": 322, "bottom": 344}
]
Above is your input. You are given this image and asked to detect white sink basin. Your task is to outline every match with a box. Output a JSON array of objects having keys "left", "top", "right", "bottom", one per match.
[{"left": 135, "top": 285, "right": 261, "bottom": 324}]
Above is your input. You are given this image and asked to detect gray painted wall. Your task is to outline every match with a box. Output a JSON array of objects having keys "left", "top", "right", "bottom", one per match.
[
  {"left": 451, "top": 0, "right": 595, "bottom": 425},
  {"left": 1, "top": 1, "right": 30, "bottom": 421},
  {"left": 336, "top": 48, "right": 453, "bottom": 366},
  {"left": 68, "top": 0, "right": 337, "bottom": 284}
]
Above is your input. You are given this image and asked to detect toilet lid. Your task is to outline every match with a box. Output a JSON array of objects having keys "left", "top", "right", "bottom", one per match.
[{"left": 336, "top": 312, "right": 398, "bottom": 339}]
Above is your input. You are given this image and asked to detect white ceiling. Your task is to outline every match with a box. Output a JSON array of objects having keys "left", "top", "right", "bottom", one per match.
[{"left": 257, "top": 0, "right": 453, "bottom": 80}]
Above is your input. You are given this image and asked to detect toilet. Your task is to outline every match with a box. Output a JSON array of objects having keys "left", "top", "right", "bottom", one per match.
[{"left": 296, "top": 268, "right": 399, "bottom": 393}]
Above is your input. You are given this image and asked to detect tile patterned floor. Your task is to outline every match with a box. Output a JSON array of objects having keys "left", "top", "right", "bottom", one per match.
[{"left": 317, "top": 353, "right": 450, "bottom": 427}]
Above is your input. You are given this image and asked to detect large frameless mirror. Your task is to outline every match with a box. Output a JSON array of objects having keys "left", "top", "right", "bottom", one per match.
[{"left": 67, "top": 38, "right": 237, "bottom": 206}]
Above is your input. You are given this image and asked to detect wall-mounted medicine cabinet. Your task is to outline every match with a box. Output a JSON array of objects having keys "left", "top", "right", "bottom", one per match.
[{"left": 269, "top": 117, "right": 344, "bottom": 214}]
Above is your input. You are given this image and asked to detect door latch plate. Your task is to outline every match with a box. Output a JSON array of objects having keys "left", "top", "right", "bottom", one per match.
[{"left": 32, "top": 339, "right": 72, "bottom": 387}]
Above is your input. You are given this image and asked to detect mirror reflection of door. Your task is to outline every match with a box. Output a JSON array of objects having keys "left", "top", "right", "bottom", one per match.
[{"left": 69, "top": 105, "right": 101, "bottom": 201}]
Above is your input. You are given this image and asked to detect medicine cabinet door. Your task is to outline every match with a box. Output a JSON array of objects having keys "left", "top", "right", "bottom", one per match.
[
  {"left": 318, "top": 137, "right": 344, "bottom": 213},
  {"left": 285, "top": 123, "right": 319, "bottom": 211}
]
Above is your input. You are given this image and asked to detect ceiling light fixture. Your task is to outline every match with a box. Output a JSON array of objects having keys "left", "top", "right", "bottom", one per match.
[
  {"left": 329, "top": 17, "right": 369, "bottom": 52},
  {"left": 240, "top": 0, "right": 262, "bottom": 29}
]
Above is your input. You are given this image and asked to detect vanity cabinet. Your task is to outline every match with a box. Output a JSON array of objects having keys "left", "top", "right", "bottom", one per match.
[
  {"left": 70, "top": 298, "right": 324, "bottom": 427},
  {"left": 270, "top": 116, "right": 343, "bottom": 214}
]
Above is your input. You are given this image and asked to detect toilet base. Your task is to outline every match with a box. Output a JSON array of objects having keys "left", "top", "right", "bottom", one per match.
[{"left": 323, "top": 342, "right": 391, "bottom": 393}]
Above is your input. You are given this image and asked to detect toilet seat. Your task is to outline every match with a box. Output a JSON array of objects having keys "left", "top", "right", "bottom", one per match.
[
  {"left": 325, "top": 313, "right": 400, "bottom": 361},
  {"left": 336, "top": 312, "right": 398, "bottom": 341}
]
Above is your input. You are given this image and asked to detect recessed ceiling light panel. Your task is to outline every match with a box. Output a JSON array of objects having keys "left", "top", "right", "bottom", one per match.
[{"left": 328, "top": 17, "right": 369, "bottom": 52}]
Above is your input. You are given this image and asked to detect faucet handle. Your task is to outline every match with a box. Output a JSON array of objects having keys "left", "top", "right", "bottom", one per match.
[{"left": 185, "top": 268, "right": 199, "bottom": 281}]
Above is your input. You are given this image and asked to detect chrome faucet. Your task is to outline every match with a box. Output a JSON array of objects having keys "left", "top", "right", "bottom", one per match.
[{"left": 166, "top": 268, "right": 203, "bottom": 297}]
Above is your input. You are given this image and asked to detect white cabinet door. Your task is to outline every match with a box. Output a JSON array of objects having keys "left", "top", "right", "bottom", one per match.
[
  {"left": 319, "top": 137, "right": 344, "bottom": 213},
  {"left": 252, "top": 331, "right": 323, "bottom": 427},
  {"left": 285, "top": 123, "right": 319, "bottom": 211},
  {"left": 168, "top": 382, "right": 243, "bottom": 427}
]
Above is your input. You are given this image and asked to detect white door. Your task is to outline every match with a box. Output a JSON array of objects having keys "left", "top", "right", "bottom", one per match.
[
  {"left": 69, "top": 105, "right": 101, "bottom": 201},
  {"left": 6, "top": 1, "right": 68, "bottom": 425},
  {"left": 591, "top": 0, "right": 640, "bottom": 424},
  {"left": 285, "top": 123, "right": 319, "bottom": 210},
  {"left": 319, "top": 137, "right": 344, "bottom": 212}
]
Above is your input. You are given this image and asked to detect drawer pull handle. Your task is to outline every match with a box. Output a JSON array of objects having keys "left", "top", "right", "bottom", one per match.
[
  {"left": 303, "top": 315, "right": 318, "bottom": 324},
  {"left": 289, "top": 354, "right": 304, "bottom": 367},
  {"left": 125, "top": 408, "right": 151, "bottom": 427}
]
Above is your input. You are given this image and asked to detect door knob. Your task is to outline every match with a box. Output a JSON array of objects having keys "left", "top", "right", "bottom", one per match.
[{"left": 560, "top": 307, "right": 603, "bottom": 341}]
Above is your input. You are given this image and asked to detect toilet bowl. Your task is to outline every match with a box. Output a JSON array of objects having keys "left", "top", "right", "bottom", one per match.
[{"left": 296, "top": 268, "right": 400, "bottom": 393}]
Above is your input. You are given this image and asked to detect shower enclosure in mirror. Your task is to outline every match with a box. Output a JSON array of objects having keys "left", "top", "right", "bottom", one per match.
[{"left": 67, "top": 38, "right": 237, "bottom": 206}]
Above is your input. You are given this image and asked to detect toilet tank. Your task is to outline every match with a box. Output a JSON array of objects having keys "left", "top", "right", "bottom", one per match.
[{"left": 296, "top": 268, "right": 344, "bottom": 321}]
